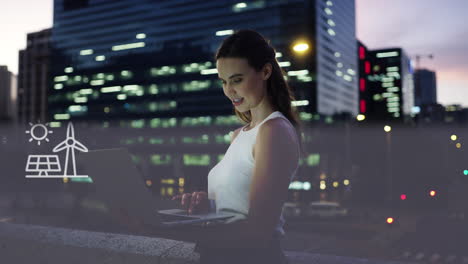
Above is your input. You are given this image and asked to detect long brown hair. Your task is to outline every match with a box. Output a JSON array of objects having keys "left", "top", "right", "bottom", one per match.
[{"left": 215, "top": 29, "right": 306, "bottom": 159}]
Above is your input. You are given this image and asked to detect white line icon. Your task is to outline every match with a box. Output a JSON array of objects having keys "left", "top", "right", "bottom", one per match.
[
  {"left": 25, "top": 122, "right": 89, "bottom": 178},
  {"left": 52, "top": 122, "right": 88, "bottom": 177},
  {"left": 25, "top": 155, "right": 61, "bottom": 177},
  {"left": 25, "top": 122, "right": 53, "bottom": 145}
]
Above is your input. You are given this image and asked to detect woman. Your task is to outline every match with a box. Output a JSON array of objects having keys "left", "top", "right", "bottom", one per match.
[{"left": 172, "top": 29, "right": 304, "bottom": 264}]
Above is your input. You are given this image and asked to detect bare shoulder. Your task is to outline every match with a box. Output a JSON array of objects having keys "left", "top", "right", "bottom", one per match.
[
  {"left": 259, "top": 118, "right": 298, "bottom": 145},
  {"left": 255, "top": 117, "right": 299, "bottom": 158},
  {"left": 230, "top": 127, "right": 243, "bottom": 144}
]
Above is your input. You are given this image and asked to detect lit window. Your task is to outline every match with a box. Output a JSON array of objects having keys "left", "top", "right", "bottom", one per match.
[
  {"left": 216, "top": 30, "right": 234, "bottom": 36},
  {"left": 278, "top": 61, "right": 291, "bottom": 67},
  {"left": 54, "top": 113, "right": 70, "bottom": 120},
  {"left": 54, "top": 75, "right": 68, "bottom": 82},
  {"left": 376, "top": 51, "right": 399, "bottom": 58},
  {"left": 80, "top": 49, "right": 93, "bottom": 55},
  {"left": 136, "top": 33, "right": 146, "bottom": 39},
  {"left": 112, "top": 42, "right": 145, "bottom": 51},
  {"left": 292, "top": 100, "right": 309, "bottom": 107},
  {"left": 287, "top": 70, "right": 309, "bottom": 76}
]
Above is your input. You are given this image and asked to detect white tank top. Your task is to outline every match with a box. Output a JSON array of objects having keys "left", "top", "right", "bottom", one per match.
[{"left": 207, "top": 111, "right": 299, "bottom": 237}]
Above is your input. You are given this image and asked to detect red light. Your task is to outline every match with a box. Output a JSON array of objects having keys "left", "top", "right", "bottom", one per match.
[
  {"left": 400, "top": 194, "right": 407, "bottom": 200},
  {"left": 359, "top": 78, "right": 366, "bottom": 92},
  {"left": 429, "top": 190, "right": 436, "bottom": 197},
  {"left": 360, "top": 100, "right": 366, "bottom": 113},
  {"left": 359, "top": 46, "right": 365, "bottom": 60},
  {"left": 365, "top": 61, "right": 371, "bottom": 74},
  {"left": 386, "top": 217, "right": 394, "bottom": 224}
]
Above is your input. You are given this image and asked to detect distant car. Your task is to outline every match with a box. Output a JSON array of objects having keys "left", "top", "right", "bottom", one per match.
[
  {"left": 305, "top": 201, "right": 348, "bottom": 218},
  {"left": 282, "top": 202, "right": 303, "bottom": 218}
]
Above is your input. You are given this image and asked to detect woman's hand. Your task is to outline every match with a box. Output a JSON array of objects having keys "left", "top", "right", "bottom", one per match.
[{"left": 172, "top": 191, "right": 210, "bottom": 215}]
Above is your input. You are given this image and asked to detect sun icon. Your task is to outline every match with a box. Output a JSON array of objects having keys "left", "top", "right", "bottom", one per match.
[{"left": 25, "top": 122, "right": 54, "bottom": 145}]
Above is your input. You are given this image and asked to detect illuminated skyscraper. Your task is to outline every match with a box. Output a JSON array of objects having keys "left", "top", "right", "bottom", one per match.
[
  {"left": 360, "top": 48, "right": 414, "bottom": 122},
  {"left": 50, "top": 0, "right": 357, "bottom": 124}
]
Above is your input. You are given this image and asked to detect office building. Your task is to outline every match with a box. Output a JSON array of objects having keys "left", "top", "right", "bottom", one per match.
[
  {"left": 360, "top": 48, "right": 414, "bottom": 122},
  {"left": 18, "top": 28, "right": 52, "bottom": 124},
  {"left": 414, "top": 69, "right": 437, "bottom": 107},
  {"left": 0, "top": 66, "right": 17, "bottom": 122}
]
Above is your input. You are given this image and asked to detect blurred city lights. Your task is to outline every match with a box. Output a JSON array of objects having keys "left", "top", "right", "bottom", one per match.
[
  {"left": 429, "top": 190, "right": 437, "bottom": 197},
  {"left": 451, "top": 134, "right": 457, "bottom": 141},
  {"left": 384, "top": 125, "right": 392, "bottom": 132},
  {"left": 343, "top": 179, "right": 350, "bottom": 186},
  {"left": 356, "top": 114, "right": 366, "bottom": 121},
  {"left": 456, "top": 143, "right": 461, "bottom": 148},
  {"left": 386, "top": 217, "right": 394, "bottom": 224},
  {"left": 463, "top": 170, "right": 468, "bottom": 176},
  {"left": 400, "top": 194, "right": 407, "bottom": 200}
]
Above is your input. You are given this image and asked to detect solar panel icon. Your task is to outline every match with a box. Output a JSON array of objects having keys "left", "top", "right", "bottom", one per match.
[{"left": 25, "top": 155, "right": 62, "bottom": 178}]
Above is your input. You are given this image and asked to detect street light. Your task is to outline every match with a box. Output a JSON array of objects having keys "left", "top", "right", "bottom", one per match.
[
  {"left": 384, "top": 125, "right": 393, "bottom": 205},
  {"left": 356, "top": 114, "right": 365, "bottom": 121},
  {"left": 292, "top": 39, "right": 311, "bottom": 56},
  {"left": 293, "top": 42, "right": 309, "bottom": 53}
]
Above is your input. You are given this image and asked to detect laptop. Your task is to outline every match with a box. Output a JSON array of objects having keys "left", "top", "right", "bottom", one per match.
[{"left": 77, "top": 148, "right": 235, "bottom": 228}]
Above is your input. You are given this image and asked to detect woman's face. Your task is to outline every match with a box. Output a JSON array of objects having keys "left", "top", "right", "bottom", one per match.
[{"left": 216, "top": 57, "right": 271, "bottom": 113}]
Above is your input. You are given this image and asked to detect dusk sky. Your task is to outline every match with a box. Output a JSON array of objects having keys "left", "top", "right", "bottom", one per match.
[{"left": 1, "top": 0, "right": 467, "bottom": 107}]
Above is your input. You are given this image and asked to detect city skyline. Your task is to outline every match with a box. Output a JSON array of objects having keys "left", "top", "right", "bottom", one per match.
[{"left": 1, "top": 0, "right": 467, "bottom": 107}]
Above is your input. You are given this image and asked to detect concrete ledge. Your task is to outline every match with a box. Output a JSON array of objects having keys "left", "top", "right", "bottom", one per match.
[{"left": 0, "top": 223, "right": 413, "bottom": 264}]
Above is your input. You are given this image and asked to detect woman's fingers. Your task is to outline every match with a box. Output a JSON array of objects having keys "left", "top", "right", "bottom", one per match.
[
  {"left": 182, "top": 193, "right": 191, "bottom": 207},
  {"left": 171, "top": 192, "right": 208, "bottom": 214},
  {"left": 189, "top": 192, "right": 208, "bottom": 214},
  {"left": 171, "top": 194, "right": 182, "bottom": 200}
]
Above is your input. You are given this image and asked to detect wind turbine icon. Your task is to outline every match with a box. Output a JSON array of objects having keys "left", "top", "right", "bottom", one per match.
[{"left": 53, "top": 122, "right": 88, "bottom": 177}]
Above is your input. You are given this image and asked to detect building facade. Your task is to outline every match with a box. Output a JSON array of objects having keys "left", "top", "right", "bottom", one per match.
[
  {"left": 414, "top": 68, "right": 437, "bottom": 107},
  {"left": 0, "top": 66, "right": 17, "bottom": 122},
  {"left": 359, "top": 47, "right": 414, "bottom": 122},
  {"left": 18, "top": 28, "right": 52, "bottom": 124}
]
